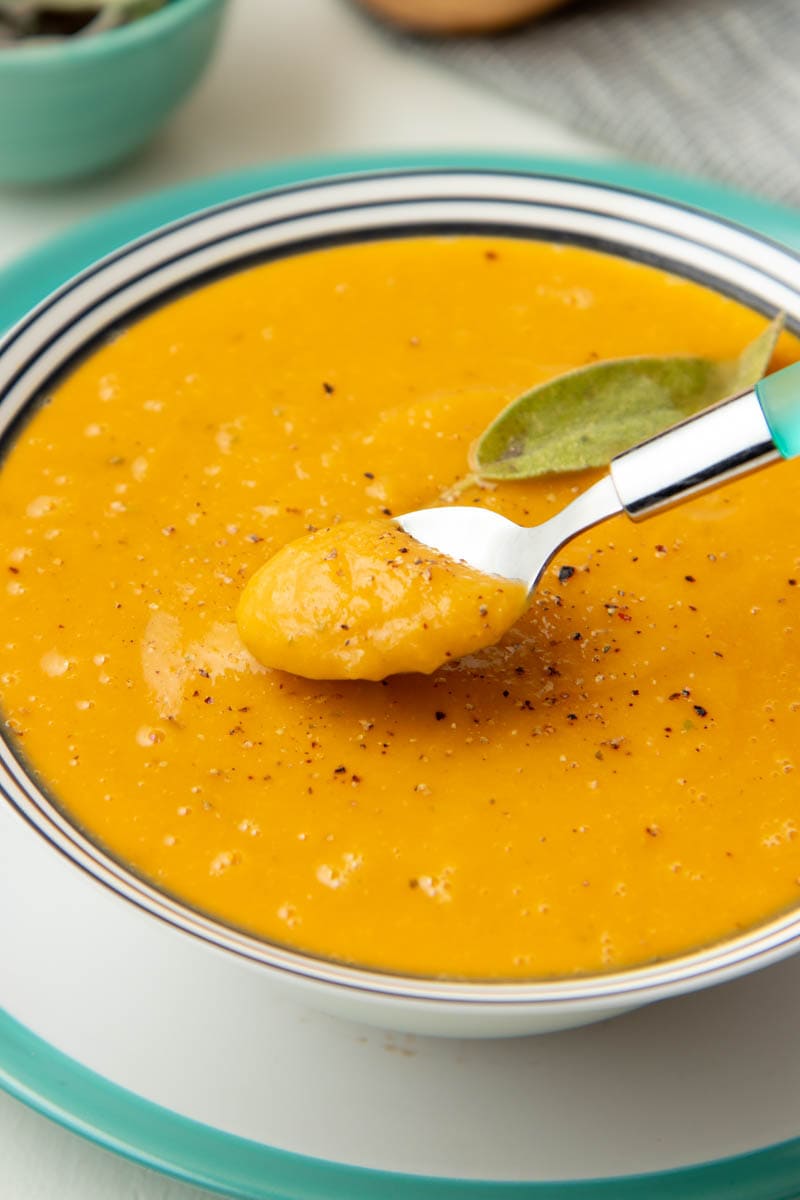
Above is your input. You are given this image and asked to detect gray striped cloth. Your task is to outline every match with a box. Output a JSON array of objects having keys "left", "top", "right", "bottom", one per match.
[{"left": 402, "top": 0, "right": 800, "bottom": 207}]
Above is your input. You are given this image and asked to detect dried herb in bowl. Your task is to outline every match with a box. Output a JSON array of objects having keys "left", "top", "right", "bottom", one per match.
[{"left": 0, "top": 0, "right": 166, "bottom": 44}]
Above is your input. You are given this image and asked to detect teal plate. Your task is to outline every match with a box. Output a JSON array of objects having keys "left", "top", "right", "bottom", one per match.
[
  {"left": 4, "top": 1005, "right": 800, "bottom": 1200},
  {"left": 3, "top": 152, "right": 800, "bottom": 1199},
  {"left": 3, "top": 151, "right": 800, "bottom": 330}
]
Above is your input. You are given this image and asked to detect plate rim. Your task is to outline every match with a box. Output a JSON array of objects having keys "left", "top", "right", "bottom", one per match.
[
  {"left": 4, "top": 1006, "right": 800, "bottom": 1199},
  {"left": 3, "top": 149, "right": 800, "bottom": 335},
  {"left": 3, "top": 149, "right": 800, "bottom": 1197}
]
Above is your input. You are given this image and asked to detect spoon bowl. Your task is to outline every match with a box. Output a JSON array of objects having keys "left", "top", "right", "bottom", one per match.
[{"left": 397, "top": 476, "right": 621, "bottom": 591}]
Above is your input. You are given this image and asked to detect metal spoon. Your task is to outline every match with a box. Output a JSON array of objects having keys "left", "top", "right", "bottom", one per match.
[{"left": 396, "top": 363, "right": 800, "bottom": 592}]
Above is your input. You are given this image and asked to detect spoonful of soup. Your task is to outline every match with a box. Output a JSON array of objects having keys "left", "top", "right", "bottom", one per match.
[{"left": 237, "top": 365, "right": 800, "bottom": 682}]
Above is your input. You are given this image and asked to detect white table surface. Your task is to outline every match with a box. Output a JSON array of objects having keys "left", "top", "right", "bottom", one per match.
[{"left": 0, "top": 1, "right": 613, "bottom": 1195}]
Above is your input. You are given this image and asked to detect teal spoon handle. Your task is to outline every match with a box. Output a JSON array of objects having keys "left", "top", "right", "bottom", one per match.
[
  {"left": 755, "top": 361, "right": 800, "bottom": 459},
  {"left": 611, "top": 364, "right": 800, "bottom": 520}
]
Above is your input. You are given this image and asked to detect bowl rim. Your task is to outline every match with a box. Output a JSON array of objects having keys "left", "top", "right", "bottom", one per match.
[
  {"left": 3, "top": 163, "right": 800, "bottom": 1011},
  {"left": 0, "top": 0, "right": 226, "bottom": 67}
]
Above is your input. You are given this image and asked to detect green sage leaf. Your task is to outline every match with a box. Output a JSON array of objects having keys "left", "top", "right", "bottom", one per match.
[{"left": 471, "top": 315, "right": 784, "bottom": 481}]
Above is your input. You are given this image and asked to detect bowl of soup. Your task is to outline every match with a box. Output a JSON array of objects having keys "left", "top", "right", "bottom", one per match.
[{"left": 2, "top": 168, "right": 800, "bottom": 1038}]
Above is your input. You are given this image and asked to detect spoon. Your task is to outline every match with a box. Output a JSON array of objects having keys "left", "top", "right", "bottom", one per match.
[{"left": 396, "top": 362, "right": 800, "bottom": 592}]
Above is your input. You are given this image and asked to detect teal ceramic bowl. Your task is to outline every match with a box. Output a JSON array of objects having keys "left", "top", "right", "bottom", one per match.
[{"left": 0, "top": 0, "right": 228, "bottom": 185}]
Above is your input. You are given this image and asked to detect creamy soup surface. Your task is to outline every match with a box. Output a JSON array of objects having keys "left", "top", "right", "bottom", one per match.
[{"left": 2, "top": 236, "right": 800, "bottom": 979}]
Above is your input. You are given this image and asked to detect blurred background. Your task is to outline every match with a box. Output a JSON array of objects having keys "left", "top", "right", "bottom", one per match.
[{"left": 2, "top": 0, "right": 797, "bottom": 272}]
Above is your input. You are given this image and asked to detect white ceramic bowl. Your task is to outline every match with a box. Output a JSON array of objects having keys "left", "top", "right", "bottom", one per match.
[{"left": 3, "top": 168, "right": 800, "bottom": 1039}]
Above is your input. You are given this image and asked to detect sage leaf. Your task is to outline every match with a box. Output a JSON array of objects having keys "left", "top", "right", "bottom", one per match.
[{"left": 471, "top": 315, "right": 784, "bottom": 481}]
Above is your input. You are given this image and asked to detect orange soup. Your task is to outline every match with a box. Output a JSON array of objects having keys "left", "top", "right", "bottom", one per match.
[
  {"left": 2, "top": 236, "right": 800, "bottom": 979},
  {"left": 236, "top": 519, "right": 529, "bottom": 680}
]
